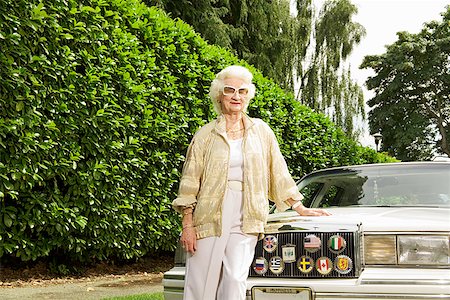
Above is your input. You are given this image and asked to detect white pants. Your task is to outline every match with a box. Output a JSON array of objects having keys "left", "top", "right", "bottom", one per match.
[{"left": 183, "top": 187, "right": 258, "bottom": 300}]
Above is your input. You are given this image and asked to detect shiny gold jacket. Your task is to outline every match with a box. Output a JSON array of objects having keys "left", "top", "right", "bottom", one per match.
[{"left": 172, "top": 114, "right": 303, "bottom": 239}]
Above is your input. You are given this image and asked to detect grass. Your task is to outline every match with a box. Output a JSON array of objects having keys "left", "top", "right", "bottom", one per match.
[{"left": 102, "top": 292, "right": 164, "bottom": 300}]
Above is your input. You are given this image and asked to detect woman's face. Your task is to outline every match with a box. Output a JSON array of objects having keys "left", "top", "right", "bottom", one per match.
[{"left": 220, "top": 78, "right": 249, "bottom": 115}]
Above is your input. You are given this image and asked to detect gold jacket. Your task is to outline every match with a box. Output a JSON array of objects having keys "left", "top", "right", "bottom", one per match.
[{"left": 172, "top": 114, "right": 303, "bottom": 239}]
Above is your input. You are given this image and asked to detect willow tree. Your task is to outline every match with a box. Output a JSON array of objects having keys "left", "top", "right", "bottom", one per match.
[
  {"left": 148, "top": 0, "right": 312, "bottom": 92},
  {"left": 148, "top": 0, "right": 365, "bottom": 138},
  {"left": 299, "top": 0, "right": 366, "bottom": 138}
]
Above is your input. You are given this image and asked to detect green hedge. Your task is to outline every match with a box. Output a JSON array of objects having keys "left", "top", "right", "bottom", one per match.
[{"left": 0, "top": 0, "right": 394, "bottom": 264}]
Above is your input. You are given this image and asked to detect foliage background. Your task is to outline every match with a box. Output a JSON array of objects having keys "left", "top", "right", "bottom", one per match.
[
  {"left": 0, "top": 0, "right": 394, "bottom": 266},
  {"left": 361, "top": 6, "right": 450, "bottom": 161}
]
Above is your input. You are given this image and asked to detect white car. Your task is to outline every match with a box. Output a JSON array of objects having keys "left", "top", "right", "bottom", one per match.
[{"left": 163, "top": 162, "right": 450, "bottom": 299}]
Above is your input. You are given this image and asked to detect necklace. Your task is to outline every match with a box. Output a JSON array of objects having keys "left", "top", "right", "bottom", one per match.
[{"left": 226, "top": 128, "right": 244, "bottom": 133}]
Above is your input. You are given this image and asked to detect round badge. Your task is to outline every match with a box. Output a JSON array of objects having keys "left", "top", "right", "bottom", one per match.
[
  {"left": 316, "top": 257, "right": 333, "bottom": 275},
  {"left": 263, "top": 235, "right": 278, "bottom": 253},
  {"left": 269, "top": 256, "right": 285, "bottom": 274},
  {"left": 328, "top": 235, "right": 347, "bottom": 253},
  {"left": 334, "top": 255, "right": 353, "bottom": 274},
  {"left": 303, "top": 234, "right": 321, "bottom": 253},
  {"left": 253, "top": 257, "right": 268, "bottom": 275},
  {"left": 297, "top": 255, "right": 314, "bottom": 274}
]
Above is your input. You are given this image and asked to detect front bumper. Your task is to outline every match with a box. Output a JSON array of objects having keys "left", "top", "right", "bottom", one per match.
[{"left": 163, "top": 267, "right": 450, "bottom": 300}]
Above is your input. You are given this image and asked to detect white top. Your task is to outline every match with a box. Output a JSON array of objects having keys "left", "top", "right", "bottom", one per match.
[{"left": 228, "top": 138, "right": 244, "bottom": 182}]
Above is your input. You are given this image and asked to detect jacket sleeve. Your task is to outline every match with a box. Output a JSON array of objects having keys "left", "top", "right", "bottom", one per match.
[
  {"left": 172, "top": 136, "right": 204, "bottom": 213},
  {"left": 266, "top": 125, "right": 304, "bottom": 212}
]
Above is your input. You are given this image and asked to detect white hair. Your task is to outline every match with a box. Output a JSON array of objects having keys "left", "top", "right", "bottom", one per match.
[{"left": 209, "top": 65, "right": 256, "bottom": 115}]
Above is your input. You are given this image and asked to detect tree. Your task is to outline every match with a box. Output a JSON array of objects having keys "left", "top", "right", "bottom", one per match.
[
  {"left": 148, "top": 0, "right": 366, "bottom": 138},
  {"left": 148, "top": 0, "right": 307, "bottom": 92},
  {"left": 299, "top": 0, "right": 366, "bottom": 138},
  {"left": 361, "top": 7, "right": 450, "bottom": 161}
]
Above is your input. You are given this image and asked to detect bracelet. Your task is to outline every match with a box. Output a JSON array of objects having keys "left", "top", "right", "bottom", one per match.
[
  {"left": 182, "top": 224, "right": 193, "bottom": 229},
  {"left": 292, "top": 201, "right": 303, "bottom": 209}
]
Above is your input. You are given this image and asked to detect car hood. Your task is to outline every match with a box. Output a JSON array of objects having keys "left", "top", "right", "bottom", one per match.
[{"left": 266, "top": 207, "right": 450, "bottom": 233}]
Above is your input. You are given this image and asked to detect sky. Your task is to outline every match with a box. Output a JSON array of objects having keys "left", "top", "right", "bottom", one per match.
[{"left": 346, "top": 0, "right": 449, "bottom": 148}]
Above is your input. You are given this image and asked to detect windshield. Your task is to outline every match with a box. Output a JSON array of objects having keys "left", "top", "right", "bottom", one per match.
[{"left": 299, "top": 164, "right": 450, "bottom": 208}]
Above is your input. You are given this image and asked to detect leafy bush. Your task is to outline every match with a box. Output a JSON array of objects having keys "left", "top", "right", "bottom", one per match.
[
  {"left": 0, "top": 0, "right": 394, "bottom": 264},
  {"left": 0, "top": 0, "right": 215, "bottom": 262}
]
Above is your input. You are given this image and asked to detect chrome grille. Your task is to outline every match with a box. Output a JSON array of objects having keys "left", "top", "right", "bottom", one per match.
[{"left": 249, "top": 230, "right": 361, "bottom": 278}]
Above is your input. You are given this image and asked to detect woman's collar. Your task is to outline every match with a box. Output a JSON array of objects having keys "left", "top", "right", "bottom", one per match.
[{"left": 215, "top": 112, "right": 254, "bottom": 133}]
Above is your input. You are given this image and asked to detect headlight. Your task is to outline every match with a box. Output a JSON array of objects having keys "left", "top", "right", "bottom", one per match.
[
  {"left": 364, "top": 234, "right": 450, "bottom": 266},
  {"left": 364, "top": 235, "right": 397, "bottom": 264},
  {"left": 398, "top": 235, "right": 449, "bottom": 265}
]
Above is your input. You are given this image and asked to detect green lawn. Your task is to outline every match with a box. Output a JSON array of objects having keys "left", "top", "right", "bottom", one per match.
[{"left": 102, "top": 292, "right": 164, "bottom": 300}]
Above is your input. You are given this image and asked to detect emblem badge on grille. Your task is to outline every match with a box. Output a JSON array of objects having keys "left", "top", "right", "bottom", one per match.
[
  {"left": 297, "top": 255, "right": 314, "bottom": 273},
  {"left": 304, "top": 234, "right": 321, "bottom": 253},
  {"left": 263, "top": 235, "right": 278, "bottom": 253},
  {"left": 328, "top": 235, "right": 346, "bottom": 253},
  {"left": 269, "top": 256, "right": 285, "bottom": 274},
  {"left": 316, "top": 257, "right": 333, "bottom": 275},
  {"left": 335, "top": 255, "right": 352, "bottom": 274},
  {"left": 282, "top": 244, "right": 296, "bottom": 263},
  {"left": 253, "top": 257, "right": 268, "bottom": 275}
]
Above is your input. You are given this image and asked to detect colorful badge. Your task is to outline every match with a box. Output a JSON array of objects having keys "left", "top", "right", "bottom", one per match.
[
  {"left": 253, "top": 257, "right": 268, "bottom": 275},
  {"left": 263, "top": 235, "right": 278, "bottom": 253},
  {"left": 304, "top": 234, "right": 321, "bottom": 253},
  {"left": 269, "top": 256, "right": 285, "bottom": 274},
  {"left": 281, "top": 244, "right": 296, "bottom": 263},
  {"left": 297, "top": 255, "right": 314, "bottom": 274},
  {"left": 334, "top": 255, "right": 353, "bottom": 274},
  {"left": 328, "top": 235, "right": 346, "bottom": 253},
  {"left": 316, "top": 257, "right": 333, "bottom": 275}
]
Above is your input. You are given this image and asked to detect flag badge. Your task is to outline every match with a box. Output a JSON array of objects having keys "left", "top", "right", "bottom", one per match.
[
  {"left": 303, "top": 234, "right": 321, "bottom": 253},
  {"left": 253, "top": 257, "right": 268, "bottom": 275},
  {"left": 269, "top": 256, "right": 285, "bottom": 274},
  {"left": 297, "top": 255, "right": 314, "bottom": 274},
  {"left": 281, "top": 244, "right": 296, "bottom": 262},
  {"left": 334, "top": 255, "right": 353, "bottom": 274},
  {"left": 328, "top": 235, "right": 346, "bottom": 253},
  {"left": 316, "top": 256, "right": 333, "bottom": 275},
  {"left": 263, "top": 235, "right": 278, "bottom": 253}
]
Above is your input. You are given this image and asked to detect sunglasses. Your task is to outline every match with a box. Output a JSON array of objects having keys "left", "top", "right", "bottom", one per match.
[{"left": 222, "top": 85, "right": 249, "bottom": 96}]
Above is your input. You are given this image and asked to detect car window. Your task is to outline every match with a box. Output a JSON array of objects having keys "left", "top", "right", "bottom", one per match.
[
  {"left": 321, "top": 185, "right": 345, "bottom": 207},
  {"left": 298, "top": 182, "right": 322, "bottom": 207},
  {"left": 298, "top": 164, "right": 450, "bottom": 208}
]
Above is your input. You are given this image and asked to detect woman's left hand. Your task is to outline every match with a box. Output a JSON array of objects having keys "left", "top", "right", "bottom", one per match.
[{"left": 293, "top": 205, "right": 331, "bottom": 216}]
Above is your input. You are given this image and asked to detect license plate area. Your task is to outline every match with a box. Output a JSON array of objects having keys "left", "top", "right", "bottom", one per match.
[{"left": 252, "top": 287, "right": 312, "bottom": 300}]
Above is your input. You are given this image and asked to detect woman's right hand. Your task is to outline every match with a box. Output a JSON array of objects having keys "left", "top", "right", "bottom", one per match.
[{"left": 180, "top": 226, "right": 197, "bottom": 254}]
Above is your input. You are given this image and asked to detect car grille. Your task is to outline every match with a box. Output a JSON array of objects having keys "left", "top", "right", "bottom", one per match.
[{"left": 249, "top": 230, "right": 361, "bottom": 278}]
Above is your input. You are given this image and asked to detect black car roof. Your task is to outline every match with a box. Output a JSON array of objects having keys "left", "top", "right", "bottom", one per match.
[{"left": 300, "top": 161, "right": 450, "bottom": 180}]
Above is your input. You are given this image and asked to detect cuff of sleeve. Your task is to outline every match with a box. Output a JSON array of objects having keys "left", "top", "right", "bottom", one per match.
[
  {"left": 292, "top": 192, "right": 304, "bottom": 202},
  {"left": 172, "top": 198, "right": 197, "bottom": 213},
  {"left": 281, "top": 193, "right": 304, "bottom": 211}
]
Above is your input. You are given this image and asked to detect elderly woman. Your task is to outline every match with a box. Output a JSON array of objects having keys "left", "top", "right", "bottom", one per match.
[{"left": 172, "top": 65, "right": 330, "bottom": 300}]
